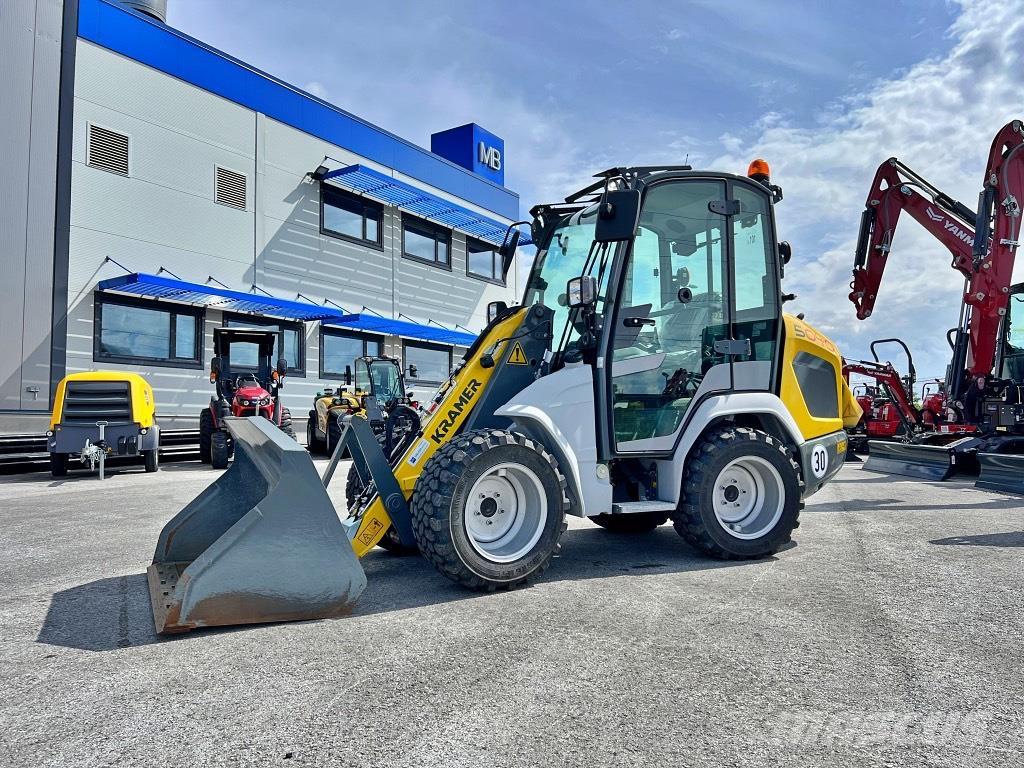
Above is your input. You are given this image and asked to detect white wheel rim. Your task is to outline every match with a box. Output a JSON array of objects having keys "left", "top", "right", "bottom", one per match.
[
  {"left": 464, "top": 462, "right": 548, "bottom": 563},
  {"left": 712, "top": 456, "right": 785, "bottom": 540}
]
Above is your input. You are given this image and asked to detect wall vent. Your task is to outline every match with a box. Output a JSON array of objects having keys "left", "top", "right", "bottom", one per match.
[
  {"left": 215, "top": 166, "right": 247, "bottom": 209},
  {"left": 87, "top": 124, "right": 130, "bottom": 176}
]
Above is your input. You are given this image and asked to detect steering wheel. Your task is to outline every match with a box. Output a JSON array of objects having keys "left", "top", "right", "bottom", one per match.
[
  {"left": 235, "top": 372, "right": 261, "bottom": 389},
  {"left": 662, "top": 368, "right": 702, "bottom": 400}
]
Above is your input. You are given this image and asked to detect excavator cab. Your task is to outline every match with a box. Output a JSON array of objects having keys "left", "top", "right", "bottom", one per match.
[{"left": 148, "top": 162, "right": 858, "bottom": 634}]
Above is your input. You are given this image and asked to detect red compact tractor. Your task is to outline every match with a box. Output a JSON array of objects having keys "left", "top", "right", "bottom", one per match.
[{"left": 200, "top": 328, "right": 296, "bottom": 468}]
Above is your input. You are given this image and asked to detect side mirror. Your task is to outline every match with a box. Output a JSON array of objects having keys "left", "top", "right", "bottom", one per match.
[
  {"left": 344, "top": 365, "right": 352, "bottom": 386},
  {"left": 566, "top": 275, "right": 598, "bottom": 308},
  {"left": 498, "top": 226, "right": 522, "bottom": 279},
  {"left": 487, "top": 300, "right": 508, "bottom": 323},
  {"left": 277, "top": 357, "right": 288, "bottom": 376},
  {"left": 778, "top": 241, "right": 792, "bottom": 264},
  {"left": 210, "top": 356, "right": 221, "bottom": 382},
  {"left": 595, "top": 189, "right": 641, "bottom": 243},
  {"left": 407, "top": 364, "right": 418, "bottom": 379}
]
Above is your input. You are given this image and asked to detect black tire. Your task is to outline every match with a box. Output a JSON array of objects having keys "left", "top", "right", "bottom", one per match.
[
  {"left": 671, "top": 427, "right": 803, "bottom": 559},
  {"left": 143, "top": 449, "right": 159, "bottom": 473},
  {"left": 50, "top": 452, "right": 68, "bottom": 478},
  {"left": 306, "top": 409, "right": 326, "bottom": 454},
  {"left": 345, "top": 465, "right": 419, "bottom": 556},
  {"left": 279, "top": 406, "right": 296, "bottom": 440},
  {"left": 590, "top": 511, "right": 668, "bottom": 533},
  {"left": 199, "top": 407, "right": 214, "bottom": 464},
  {"left": 327, "top": 416, "right": 343, "bottom": 456},
  {"left": 410, "top": 428, "right": 569, "bottom": 591},
  {"left": 210, "top": 430, "right": 231, "bottom": 469}
]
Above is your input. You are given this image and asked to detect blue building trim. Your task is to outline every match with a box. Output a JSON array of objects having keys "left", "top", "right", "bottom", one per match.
[{"left": 77, "top": 0, "right": 519, "bottom": 220}]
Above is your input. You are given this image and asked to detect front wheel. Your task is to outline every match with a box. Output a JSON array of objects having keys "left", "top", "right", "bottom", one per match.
[
  {"left": 279, "top": 406, "right": 296, "bottom": 440},
  {"left": 199, "top": 407, "right": 214, "bottom": 463},
  {"left": 410, "top": 429, "right": 568, "bottom": 590},
  {"left": 143, "top": 449, "right": 159, "bottom": 473},
  {"left": 671, "top": 427, "right": 803, "bottom": 559},
  {"left": 210, "top": 431, "right": 231, "bottom": 469},
  {"left": 50, "top": 452, "right": 68, "bottom": 478}
]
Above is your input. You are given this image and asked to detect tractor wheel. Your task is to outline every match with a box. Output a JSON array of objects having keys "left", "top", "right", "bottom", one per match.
[
  {"left": 50, "top": 453, "right": 68, "bottom": 478},
  {"left": 199, "top": 408, "right": 214, "bottom": 464},
  {"left": 671, "top": 427, "right": 803, "bottom": 559},
  {"left": 306, "top": 409, "right": 326, "bottom": 454},
  {"left": 279, "top": 407, "right": 296, "bottom": 440},
  {"left": 210, "top": 431, "right": 231, "bottom": 469},
  {"left": 143, "top": 449, "right": 159, "bottom": 473},
  {"left": 590, "top": 511, "right": 668, "bottom": 533},
  {"left": 345, "top": 465, "right": 418, "bottom": 556},
  {"left": 327, "top": 416, "right": 343, "bottom": 456},
  {"left": 410, "top": 428, "right": 569, "bottom": 590}
]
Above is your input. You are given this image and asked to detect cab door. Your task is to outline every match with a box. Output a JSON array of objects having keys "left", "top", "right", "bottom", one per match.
[{"left": 606, "top": 178, "right": 731, "bottom": 453}]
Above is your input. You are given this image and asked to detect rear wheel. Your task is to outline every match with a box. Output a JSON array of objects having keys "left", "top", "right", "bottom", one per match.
[
  {"left": 50, "top": 452, "right": 68, "bottom": 478},
  {"left": 410, "top": 429, "right": 568, "bottom": 590},
  {"left": 199, "top": 408, "right": 214, "bottom": 463},
  {"left": 671, "top": 427, "right": 802, "bottom": 559},
  {"left": 143, "top": 449, "right": 159, "bottom": 473},
  {"left": 345, "top": 465, "right": 418, "bottom": 555},
  {"left": 279, "top": 406, "right": 296, "bottom": 440},
  {"left": 210, "top": 431, "right": 231, "bottom": 469},
  {"left": 590, "top": 511, "right": 668, "bottom": 533},
  {"left": 327, "top": 416, "right": 343, "bottom": 456}
]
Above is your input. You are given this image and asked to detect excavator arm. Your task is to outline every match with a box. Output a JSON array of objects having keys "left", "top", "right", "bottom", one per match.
[{"left": 849, "top": 120, "right": 1024, "bottom": 380}]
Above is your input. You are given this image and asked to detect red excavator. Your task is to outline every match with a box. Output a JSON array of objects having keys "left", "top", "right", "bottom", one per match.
[{"left": 848, "top": 119, "right": 1024, "bottom": 492}]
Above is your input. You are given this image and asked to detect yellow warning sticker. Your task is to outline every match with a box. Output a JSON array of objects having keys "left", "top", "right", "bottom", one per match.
[{"left": 507, "top": 341, "right": 529, "bottom": 365}]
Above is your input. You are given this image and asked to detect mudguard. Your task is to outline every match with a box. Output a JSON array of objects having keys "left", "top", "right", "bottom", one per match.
[{"left": 147, "top": 417, "right": 365, "bottom": 634}]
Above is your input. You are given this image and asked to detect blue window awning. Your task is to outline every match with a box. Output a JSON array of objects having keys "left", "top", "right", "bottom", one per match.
[
  {"left": 323, "top": 164, "right": 532, "bottom": 247},
  {"left": 324, "top": 313, "right": 477, "bottom": 346},
  {"left": 98, "top": 273, "right": 346, "bottom": 322}
]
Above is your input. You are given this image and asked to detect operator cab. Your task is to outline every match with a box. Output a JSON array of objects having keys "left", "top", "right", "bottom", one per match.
[{"left": 524, "top": 164, "right": 786, "bottom": 454}]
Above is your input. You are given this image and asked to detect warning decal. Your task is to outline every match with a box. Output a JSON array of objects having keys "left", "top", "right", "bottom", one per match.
[{"left": 507, "top": 341, "right": 529, "bottom": 365}]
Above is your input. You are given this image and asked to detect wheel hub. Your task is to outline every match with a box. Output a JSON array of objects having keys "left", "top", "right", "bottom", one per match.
[
  {"left": 464, "top": 463, "right": 547, "bottom": 562},
  {"left": 711, "top": 456, "right": 785, "bottom": 540}
]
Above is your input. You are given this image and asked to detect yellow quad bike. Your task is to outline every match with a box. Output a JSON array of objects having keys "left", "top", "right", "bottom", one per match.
[
  {"left": 147, "top": 161, "right": 861, "bottom": 633},
  {"left": 48, "top": 372, "right": 160, "bottom": 478}
]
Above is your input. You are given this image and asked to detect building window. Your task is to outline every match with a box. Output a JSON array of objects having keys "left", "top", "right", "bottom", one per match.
[
  {"left": 225, "top": 315, "right": 306, "bottom": 376},
  {"left": 403, "top": 341, "right": 452, "bottom": 384},
  {"left": 402, "top": 216, "right": 451, "bottom": 268},
  {"left": 94, "top": 295, "right": 202, "bottom": 367},
  {"left": 321, "top": 187, "right": 383, "bottom": 247},
  {"left": 466, "top": 237, "right": 503, "bottom": 284},
  {"left": 320, "top": 328, "right": 383, "bottom": 379}
]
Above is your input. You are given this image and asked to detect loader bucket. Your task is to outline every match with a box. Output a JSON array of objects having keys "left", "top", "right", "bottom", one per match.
[
  {"left": 147, "top": 417, "right": 366, "bottom": 634},
  {"left": 863, "top": 440, "right": 957, "bottom": 482},
  {"left": 976, "top": 452, "right": 1024, "bottom": 495}
]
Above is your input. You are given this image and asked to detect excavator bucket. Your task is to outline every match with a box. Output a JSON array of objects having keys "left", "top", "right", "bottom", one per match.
[
  {"left": 863, "top": 440, "right": 958, "bottom": 482},
  {"left": 976, "top": 453, "right": 1024, "bottom": 494},
  {"left": 147, "top": 417, "right": 365, "bottom": 634}
]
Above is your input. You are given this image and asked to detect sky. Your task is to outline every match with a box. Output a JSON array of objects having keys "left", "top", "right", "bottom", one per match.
[{"left": 167, "top": 0, "right": 1024, "bottom": 382}]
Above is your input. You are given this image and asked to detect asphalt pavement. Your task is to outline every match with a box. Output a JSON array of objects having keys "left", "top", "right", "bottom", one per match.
[{"left": 1, "top": 458, "right": 1022, "bottom": 767}]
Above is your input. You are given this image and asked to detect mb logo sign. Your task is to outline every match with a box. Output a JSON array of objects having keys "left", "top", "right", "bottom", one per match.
[{"left": 478, "top": 142, "right": 502, "bottom": 172}]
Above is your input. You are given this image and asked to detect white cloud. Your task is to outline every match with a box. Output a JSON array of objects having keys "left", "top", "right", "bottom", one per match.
[
  {"left": 302, "top": 81, "right": 328, "bottom": 100},
  {"left": 707, "top": 0, "right": 1024, "bottom": 380}
]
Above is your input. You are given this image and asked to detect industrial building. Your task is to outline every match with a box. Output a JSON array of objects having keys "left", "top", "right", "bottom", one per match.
[{"left": 1, "top": 0, "right": 525, "bottom": 431}]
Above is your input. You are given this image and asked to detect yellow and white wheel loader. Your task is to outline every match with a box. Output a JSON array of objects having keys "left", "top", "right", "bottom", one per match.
[{"left": 147, "top": 162, "right": 861, "bottom": 633}]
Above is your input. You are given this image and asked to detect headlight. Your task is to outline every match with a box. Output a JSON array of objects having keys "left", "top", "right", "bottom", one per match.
[
  {"left": 261, "top": 397, "right": 270, "bottom": 406},
  {"left": 242, "top": 399, "right": 250, "bottom": 406}
]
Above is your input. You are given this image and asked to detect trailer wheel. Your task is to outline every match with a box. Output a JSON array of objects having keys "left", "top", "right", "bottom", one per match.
[
  {"left": 210, "top": 431, "right": 231, "bottom": 469},
  {"left": 279, "top": 407, "right": 296, "bottom": 440},
  {"left": 345, "top": 465, "right": 418, "bottom": 556},
  {"left": 199, "top": 408, "right": 214, "bottom": 464},
  {"left": 671, "top": 427, "right": 803, "bottom": 559},
  {"left": 590, "top": 511, "right": 668, "bottom": 533},
  {"left": 411, "top": 429, "right": 569, "bottom": 590},
  {"left": 144, "top": 449, "right": 159, "bottom": 473},
  {"left": 50, "top": 453, "right": 68, "bottom": 478}
]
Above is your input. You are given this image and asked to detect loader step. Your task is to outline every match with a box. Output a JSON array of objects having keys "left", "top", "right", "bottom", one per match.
[{"left": 611, "top": 500, "right": 676, "bottom": 514}]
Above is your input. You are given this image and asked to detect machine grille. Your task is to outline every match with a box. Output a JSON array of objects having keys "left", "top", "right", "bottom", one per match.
[
  {"left": 62, "top": 381, "right": 133, "bottom": 424},
  {"left": 87, "top": 124, "right": 130, "bottom": 176},
  {"left": 215, "top": 166, "right": 247, "bottom": 209}
]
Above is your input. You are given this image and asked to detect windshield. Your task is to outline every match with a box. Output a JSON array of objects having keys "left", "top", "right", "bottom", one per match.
[
  {"left": 367, "top": 360, "right": 404, "bottom": 402},
  {"left": 522, "top": 210, "right": 606, "bottom": 352}
]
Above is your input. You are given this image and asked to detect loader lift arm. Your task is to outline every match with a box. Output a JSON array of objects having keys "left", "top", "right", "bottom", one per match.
[{"left": 849, "top": 120, "right": 1024, "bottom": 381}]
